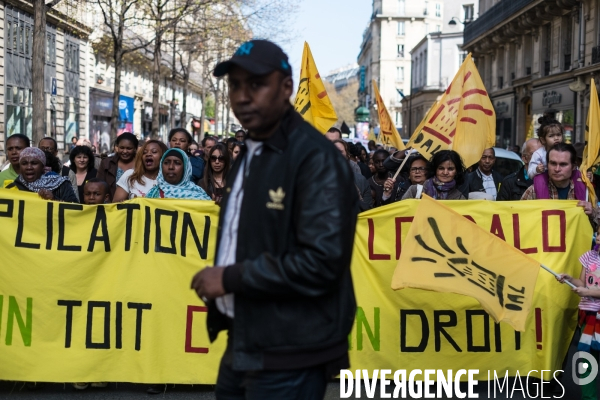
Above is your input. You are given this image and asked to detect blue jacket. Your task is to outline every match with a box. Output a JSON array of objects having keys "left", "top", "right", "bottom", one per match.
[{"left": 189, "top": 155, "right": 205, "bottom": 183}]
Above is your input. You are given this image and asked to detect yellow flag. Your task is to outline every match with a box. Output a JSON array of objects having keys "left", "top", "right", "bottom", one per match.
[
  {"left": 409, "top": 100, "right": 438, "bottom": 142},
  {"left": 525, "top": 118, "right": 535, "bottom": 140},
  {"left": 372, "top": 80, "right": 405, "bottom": 150},
  {"left": 582, "top": 78, "right": 600, "bottom": 204},
  {"left": 406, "top": 54, "right": 495, "bottom": 167},
  {"left": 367, "top": 128, "right": 377, "bottom": 142},
  {"left": 391, "top": 196, "right": 540, "bottom": 332},
  {"left": 293, "top": 42, "right": 338, "bottom": 134}
]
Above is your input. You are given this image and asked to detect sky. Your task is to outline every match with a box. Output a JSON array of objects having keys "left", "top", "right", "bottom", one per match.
[{"left": 276, "top": 0, "right": 372, "bottom": 84}]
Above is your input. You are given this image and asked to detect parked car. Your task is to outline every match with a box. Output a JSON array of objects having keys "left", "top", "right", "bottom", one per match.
[{"left": 492, "top": 147, "right": 523, "bottom": 177}]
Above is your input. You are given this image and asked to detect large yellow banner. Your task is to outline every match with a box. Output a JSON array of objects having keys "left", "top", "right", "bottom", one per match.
[
  {"left": 349, "top": 199, "right": 589, "bottom": 380},
  {"left": 0, "top": 190, "right": 225, "bottom": 383},
  {"left": 0, "top": 191, "right": 590, "bottom": 383}
]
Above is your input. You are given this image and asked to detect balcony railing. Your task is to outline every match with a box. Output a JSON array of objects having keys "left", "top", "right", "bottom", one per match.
[
  {"left": 464, "top": 0, "right": 535, "bottom": 44},
  {"left": 593, "top": 46, "right": 600, "bottom": 64}
]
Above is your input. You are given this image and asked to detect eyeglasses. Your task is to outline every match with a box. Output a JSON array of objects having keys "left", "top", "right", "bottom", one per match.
[
  {"left": 410, "top": 167, "right": 426, "bottom": 172},
  {"left": 210, "top": 155, "right": 225, "bottom": 162}
]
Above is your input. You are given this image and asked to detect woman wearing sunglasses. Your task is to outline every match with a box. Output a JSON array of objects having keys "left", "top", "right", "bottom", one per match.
[{"left": 199, "top": 143, "right": 230, "bottom": 205}]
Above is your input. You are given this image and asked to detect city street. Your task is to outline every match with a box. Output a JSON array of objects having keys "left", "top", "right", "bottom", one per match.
[{"left": 0, "top": 336, "right": 594, "bottom": 400}]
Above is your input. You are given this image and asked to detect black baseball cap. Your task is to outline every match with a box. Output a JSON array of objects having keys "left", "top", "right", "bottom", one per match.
[{"left": 213, "top": 40, "right": 292, "bottom": 78}]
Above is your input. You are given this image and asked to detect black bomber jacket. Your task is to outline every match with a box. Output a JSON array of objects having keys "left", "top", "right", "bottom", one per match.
[{"left": 206, "top": 108, "right": 358, "bottom": 371}]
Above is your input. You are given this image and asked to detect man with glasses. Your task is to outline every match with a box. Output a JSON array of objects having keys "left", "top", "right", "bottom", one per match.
[{"left": 497, "top": 138, "right": 542, "bottom": 201}]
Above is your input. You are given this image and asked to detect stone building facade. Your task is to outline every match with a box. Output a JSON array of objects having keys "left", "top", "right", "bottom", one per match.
[{"left": 463, "top": 0, "right": 598, "bottom": 147}]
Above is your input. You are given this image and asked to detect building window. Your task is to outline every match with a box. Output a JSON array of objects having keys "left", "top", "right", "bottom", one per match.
[
  {"left": 64, "top": 97, "right": 80, "bottom": 145},
  {"left": 424, "top": 1, "right": 428, "bottom": 15},
  {"left": 435, "top": 3, "right": 441, "bottom": 17},
  {"left": 563, "top": 15, "right": 572, "bottom": 71},
  {"left": 398, "top": 0, "right": 405, "bottom": 15},
  {"left": 464, "top": 4, "right": 474, "bottom": 22},
  {"left": 397, "top": 44, "right": 404, "bottom": 58},
  {"left": 6, "top": 86, "right": 32, "bottom": 137},
  {"left": 436, "top": 25, "right": 441, "bottom": 32},
  {"left": 5, "top": 6, "right": 34, "bottom": 139},
  {"left": 397, "top": 66, "right": 404, "bottom": 81},
  {"left": 395, "top": 112, "right": 402, "bottom": 126},
  {"left": 65, "top": 35, "right": 81, "bottom": 146},
  {"left": 459, "top": 50, "right": 467, "bottom": 67},
  {"left": 397, "top": 21, "right": 405, "bottom": 35},
  {"left": 543, "top": 24, "right": 552, "bottom": 76}
]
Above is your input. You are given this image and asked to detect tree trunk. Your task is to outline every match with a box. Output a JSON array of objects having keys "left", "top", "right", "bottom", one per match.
[
  {"left": 170, "top": 27, "right": 177, "bottom": 130},
  {"left": 181, "top": 53, "right": 192, "bottom": 135},
  {"left": 226, "top": 97, "right": 231, "bottom": 135},
  {"left": 199, "top": 86, "right": 206, "bottom": 143},
  {"left": 221, "top": 87, "right": 226, "bottom": 135},
  {"left": 214, "top": 79, "right": 219, "bottom": 137},
  {"left": 32, "top": 0, "right": 47, "bottom": 145},
  {"left": 110, "top": 49, "right": 123, "bottom": 144},
  {"left": 199, "top": 55, "right": 207, "bottom": 142},
  {"left": 151, "top": 33, "right": 162, "bottom": 140}
]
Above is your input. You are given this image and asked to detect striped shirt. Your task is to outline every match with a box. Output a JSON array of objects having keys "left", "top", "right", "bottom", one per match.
[{"left": 579, "top": 251, "right": 600, "bottom": 312}]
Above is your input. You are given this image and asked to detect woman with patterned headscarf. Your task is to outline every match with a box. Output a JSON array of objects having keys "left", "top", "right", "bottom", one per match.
[
  {"left": 146, "top": 148, "right": 210, "bottom": 200},
  {"left": 6, "top": 147, "right": 78, "bottom": 202}
]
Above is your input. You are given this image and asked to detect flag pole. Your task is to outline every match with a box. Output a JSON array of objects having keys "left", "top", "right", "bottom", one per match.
[
  {"left": 392, "top": 149, "right": 417, "bottom": 180},
  {"left": 541, "top": 264, "right": 577, "bottom": 289}
]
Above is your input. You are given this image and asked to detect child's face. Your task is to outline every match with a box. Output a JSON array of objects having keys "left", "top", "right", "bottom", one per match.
[
  {"left": 541, "top": 128, "right": 563, "bottom": 148},
  {"left": 83, "top": 183, "right": 109, "bottom": 205}
]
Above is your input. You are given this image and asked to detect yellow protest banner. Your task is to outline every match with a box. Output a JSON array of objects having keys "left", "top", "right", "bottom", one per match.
[
  {"left": 349, "top": 199, "right": 589, "bottom": 380},
  {"left": 406, "top": 54, "right": 495, "bottom": 167},
  {"left": 392, "top": 195, "right": 540, "bottom": 331},
  {"left": 0, "top": 191, "right": 225, "bottom": 383},
  {"left": 582, "top": 78, "right": 600, "bottom": 204},
  {"left": 293, "top": 42, "right": 338, "bottom": 134},
  {"left": 372, "top": 80, "right": 405, "bottom": 151},
  {"left": 0, "top": 192, "right": 591, "bottom": 383}
]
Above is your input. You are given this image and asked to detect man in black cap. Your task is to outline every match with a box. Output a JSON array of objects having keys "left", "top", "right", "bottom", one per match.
[{"left": 191, "top": 39, "right": 358, "bottom": 399}]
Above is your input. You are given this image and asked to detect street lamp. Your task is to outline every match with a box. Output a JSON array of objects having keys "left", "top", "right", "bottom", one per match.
[{"left": 448, "top": 17, "right": 465, "bottom": 25}]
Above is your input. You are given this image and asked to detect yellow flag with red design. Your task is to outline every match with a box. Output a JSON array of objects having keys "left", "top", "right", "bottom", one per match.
[
  {"left": 293, "top": 42, "right": 338, "bottom": 134},
  {"left": 392, "top": 195, "right": 540, "bottom": 332},
  {"left": 407, "top": 53, "right": 495, "bottom": 167},
  {"left": 372, "top": 80, "right": 405, "bottom": 150},
  {"left": 581, "top": 78, "right": 600, "bottom": 205}
]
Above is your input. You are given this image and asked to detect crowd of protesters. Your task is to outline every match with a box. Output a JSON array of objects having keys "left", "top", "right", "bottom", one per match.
[
  {"left": 2, "top": 113, "right": 600, "bottom": 395},
  {"left": 323, "top": 115, "right": 600, "bottom": 214},
  {"left": 0, "top": 129, "right": 248, "bottom": 210},
  {"left": 3, "top": 116, "right": 600, "bottom": 213}
]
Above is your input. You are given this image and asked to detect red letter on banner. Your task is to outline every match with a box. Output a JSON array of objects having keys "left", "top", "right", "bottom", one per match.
[
  {"left": 368, "top": 218, "right": 391, "bottom": 260},
  {"left": 395, "top": 217, "right": 414, "bottom": 260},
  {"left": 512, "top": 214, "right": 538, "bottom": 254},
  {"left": 542, "top": 210, "right": 566, "bottom": 253},
  {"left": 185, "top": 305, "right": 209, "bottom": 353}
]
